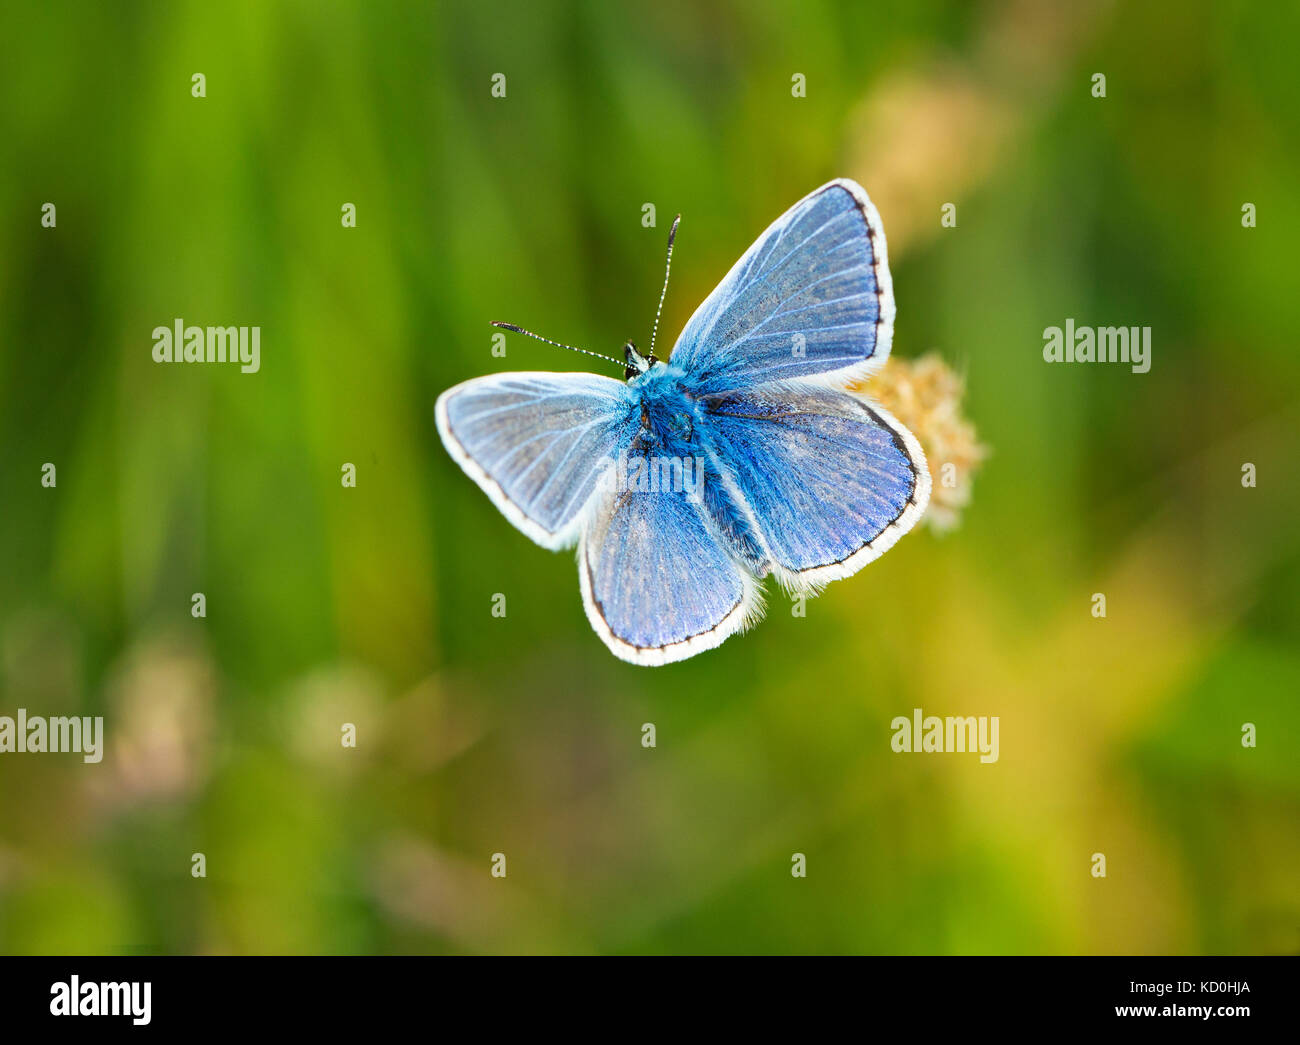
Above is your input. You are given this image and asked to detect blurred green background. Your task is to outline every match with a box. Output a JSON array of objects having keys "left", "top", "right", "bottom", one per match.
[{"left": 1, "top": 0, "right": 1297, "bottom": 955}]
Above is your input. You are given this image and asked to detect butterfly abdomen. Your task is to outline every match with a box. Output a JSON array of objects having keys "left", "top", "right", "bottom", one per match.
[
  {"left": 698, "top": 465, "right": 768, "bottom": 574},
  {"left": 628, "top": 368, "right": 767, "bottom": 574}
]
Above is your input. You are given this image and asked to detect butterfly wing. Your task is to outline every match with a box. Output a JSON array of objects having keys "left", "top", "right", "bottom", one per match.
[
  {"left": 579, "top": 479, "right": 762, "bottom": 666},
  {"left": 669, "top": 178, "right": 894, "bottom": 391},
  {"left": 698, "top": 385, "right": 930, "bottom": 589},
  {"left": 436, "top": 372, "right": 635, "bottom": 549}
]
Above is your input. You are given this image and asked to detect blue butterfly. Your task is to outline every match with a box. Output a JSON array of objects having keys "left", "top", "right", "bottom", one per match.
[{"left": 437, "top": 179, "right": 930, "bottom": 665}]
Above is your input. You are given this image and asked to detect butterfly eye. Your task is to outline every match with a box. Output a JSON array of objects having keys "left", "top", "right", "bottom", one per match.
[{"left": 624, "top": 340, "right": 651, "bottom": 380}]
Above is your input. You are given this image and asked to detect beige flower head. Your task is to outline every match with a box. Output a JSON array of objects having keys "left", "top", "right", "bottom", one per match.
[{"left": 856, "top": 353, "right": 987, "bottom": 534}]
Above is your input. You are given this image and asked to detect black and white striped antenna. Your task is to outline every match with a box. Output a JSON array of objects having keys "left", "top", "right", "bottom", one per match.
[
  {"left": 648, "top": 214, "right": 682, "bottom": 361},
  {"left": 489, "top": 321, "right": 624, "bottom": 371}
]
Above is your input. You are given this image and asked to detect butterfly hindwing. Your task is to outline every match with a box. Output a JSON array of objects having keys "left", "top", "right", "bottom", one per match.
[
  {"left": 436, "top": 372, "right": 635, "bottom": 549},
  {"left": 698, "top": 385, "right": 930, "bottom": 588},
  {"left": 579, "top": 479, "right": 762, "bottom": 666},
  {"left": 670, "top": 178, "right": 894, "bottom": 392}
]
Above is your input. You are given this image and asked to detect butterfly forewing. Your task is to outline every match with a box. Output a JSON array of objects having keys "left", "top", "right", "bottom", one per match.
[
  {"left": 669, "top": 179, "right": 894, "bottom": 392},
  {"left": 436, "top": 372, "right": 636, "bottom": 549}
]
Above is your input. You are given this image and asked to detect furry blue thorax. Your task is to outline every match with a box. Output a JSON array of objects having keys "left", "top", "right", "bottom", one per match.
[{"left": 627, "top": 362, "right": 769, "bottom": 573}]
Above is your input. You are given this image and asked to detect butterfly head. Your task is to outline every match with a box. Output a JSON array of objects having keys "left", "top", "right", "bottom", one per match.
[{"left": 624, "top": 340, "right": 659, "bottom": 381}]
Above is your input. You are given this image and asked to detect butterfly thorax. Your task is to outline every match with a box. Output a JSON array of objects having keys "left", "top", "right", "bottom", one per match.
[
  {"left": 624, "top": 363, "right": 770, "bottom": 574},
  {"left": 627, "top": 362, "right": 696, "bottom": 449}
]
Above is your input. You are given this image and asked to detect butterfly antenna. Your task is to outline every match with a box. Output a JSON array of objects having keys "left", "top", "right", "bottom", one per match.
[
  {"left": 490, "top": 322, "right": 624, "bottom": 371},
  {"left": 649, "top": 214, "right": 681, "bottom": 360}
]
